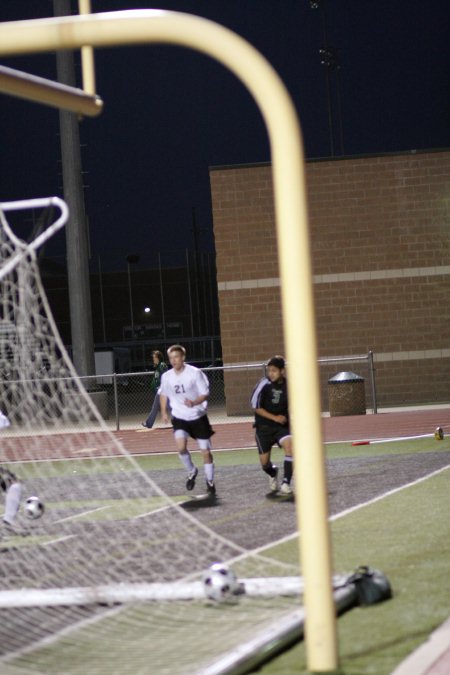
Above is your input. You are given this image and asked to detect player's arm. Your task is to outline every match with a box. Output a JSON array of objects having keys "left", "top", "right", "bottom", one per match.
[
  {"left": 184, "top": 370, "right": 209, "bottom": 407},
  {"left": 160, "top": 393, "right": 169, "bottom": 423},
  {"left": 184, "top": 393, "right": 208, "bottom": 408}
]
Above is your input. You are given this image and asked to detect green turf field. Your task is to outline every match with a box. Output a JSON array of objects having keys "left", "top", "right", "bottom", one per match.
[
  {"left": 2, "top": 438, "right": 449, "bottom": 674},
  {"left": 259, "top": 462, "right": 450, "bottom": 674}
]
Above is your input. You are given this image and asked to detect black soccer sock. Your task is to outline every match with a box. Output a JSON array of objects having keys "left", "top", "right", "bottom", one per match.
[
  {"left": 262, "top": 461, "right": 277, "bottom": 477},
  {"left": 283, "top": 457, "right": 293, "bottom": 484}
]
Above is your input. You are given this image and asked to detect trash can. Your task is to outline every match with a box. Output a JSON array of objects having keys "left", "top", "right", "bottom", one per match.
[
  {"left": 88, "top": 390, "right": 109, "bottom": 420},
  {"left": 328, "top": 371, "right": 366, "bottom": 417}
]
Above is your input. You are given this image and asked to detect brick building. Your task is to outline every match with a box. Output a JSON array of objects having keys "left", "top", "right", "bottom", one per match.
[{"left": 210, "top": 149, "right": 450, "bottom": 413}]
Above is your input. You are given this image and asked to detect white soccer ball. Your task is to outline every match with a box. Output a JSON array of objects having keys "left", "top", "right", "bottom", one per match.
[
  {"left": 202, "top": 563, "right": 239, "bottom": 602},
  {"left": 24, "top": 496, "right": 45, "bottom": 520}
]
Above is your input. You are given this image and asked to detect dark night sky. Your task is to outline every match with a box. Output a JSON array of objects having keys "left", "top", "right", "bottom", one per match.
[{"left": 0, "top": 1, "right": 449, "bottom": 271}]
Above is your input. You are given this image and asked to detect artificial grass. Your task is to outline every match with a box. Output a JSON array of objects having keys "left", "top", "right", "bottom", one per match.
[
  {"left": 10, "top": 435, "right": 450, "bottom": 479},
  {"left": 258, "top": 466, "right": 450, "bottom": 674}
]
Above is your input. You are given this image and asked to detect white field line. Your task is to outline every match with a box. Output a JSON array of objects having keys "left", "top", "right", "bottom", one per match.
[
  {"left": 42, "top": 534, "right": 75, "bottom": 547},
  {"left": 243, "top": 462, "right": 450, "bottom": 557},
  {"left": 133, "top": 503, "right": 176, "bottom": 519},
  {"left": 54, "top": 505, "right": 112, "bottom": 523},
  {"left": 70, "top": 447, "right": 100, "bottom": 454},
  {"left": 1, "top": 461, "right": 448, "bottom": 669},
  {"left": 1, "top": 445, "right": 257, "bottom": 463}
]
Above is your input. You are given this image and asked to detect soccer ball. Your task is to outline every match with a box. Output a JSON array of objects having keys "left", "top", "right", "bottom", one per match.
[
  {"left": 24, "top": 496, "right": 45, "bottom": 520},
  {"left": 202, "top": 563, "right": 240, "bottom": 602}
]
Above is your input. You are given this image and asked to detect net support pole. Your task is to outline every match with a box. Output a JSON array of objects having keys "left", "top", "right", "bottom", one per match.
[
  {"left": 0, "top": 11, "right": 338, "bottom": 671},
  {"left": 78, "top": 0, "right": 96, "bottom": 95},
  {"left": 0, "top": 64, "right": 102, "bottom": 116}
]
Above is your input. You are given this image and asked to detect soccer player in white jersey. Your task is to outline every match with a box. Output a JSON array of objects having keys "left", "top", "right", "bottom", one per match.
[
  {"left": 160, "top": 345, "right": 216, "bottom": 495},
  {"left": 0, "top": 467, "right": 22, "bottom": 531}
]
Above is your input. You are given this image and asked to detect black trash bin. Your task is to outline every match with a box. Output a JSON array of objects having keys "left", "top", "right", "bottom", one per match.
[{"left": 328, "top": 371, "right": 366, "bottom": 417}]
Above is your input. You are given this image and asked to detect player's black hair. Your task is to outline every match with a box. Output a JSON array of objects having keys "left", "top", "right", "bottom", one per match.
[
  {"left": 0, "top": 467, "right": 17, "bottom": 492},
  {"left": 266, "top": 355, "right": 285, "bottom": 370}
]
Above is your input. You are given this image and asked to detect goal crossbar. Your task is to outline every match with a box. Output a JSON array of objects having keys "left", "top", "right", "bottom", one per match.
[{"left": 0, "top": 64, "right": 103, "bottom": 116}]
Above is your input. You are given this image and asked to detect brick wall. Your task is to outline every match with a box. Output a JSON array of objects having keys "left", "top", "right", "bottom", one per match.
[{"left": 210, "top": 150, "right": 450, "bottom": 413}]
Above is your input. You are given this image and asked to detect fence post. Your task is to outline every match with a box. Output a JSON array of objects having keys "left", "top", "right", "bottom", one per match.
[
  {"left": 368, "top": 350, "right": 377, "bottom": 414},
  {"left": 113, "top": 373, "right": 120, "bottom": 430}
]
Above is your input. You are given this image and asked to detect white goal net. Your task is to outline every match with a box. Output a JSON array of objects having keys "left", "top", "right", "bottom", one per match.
[{"left": 0, "top": 198, "right": 320, "bottom": 675}]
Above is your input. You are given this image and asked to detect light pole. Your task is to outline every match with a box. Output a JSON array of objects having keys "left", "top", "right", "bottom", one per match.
[
  {"left": 126, "top": 253, "right": 139, "bottom": 338},
  {"left": 310, "top": 0, "right": 345, "bottom": 156}
]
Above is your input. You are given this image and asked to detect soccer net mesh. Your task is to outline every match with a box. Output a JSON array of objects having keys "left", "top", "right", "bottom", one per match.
[{"left": 0, "top": 199, "right": 317, "bottom": 674}]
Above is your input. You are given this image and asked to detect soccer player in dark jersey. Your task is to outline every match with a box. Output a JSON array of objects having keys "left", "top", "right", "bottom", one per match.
[{"left": 251, "top": 355, "right": 293, "bottom": 495}]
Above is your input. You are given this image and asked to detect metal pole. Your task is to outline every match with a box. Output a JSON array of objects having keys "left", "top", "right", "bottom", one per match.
[
  {"left": 113, "top": 372, "right": 119, "bottom": 431},
  {"left": 200, "top": 251, "right": 210, "bottom": 336},
  {"left": 53, "top": 0, "right": 96, "bottom": 381},
  {"left": 158, "top": 252, "right": 167, "bottom": 340},
  {"left": 335, "top": 65, "right": 345, "bottom": 155},
  {"left": 319, "top": 1, "right": 335, "bottom": 157},
  {"left": 368, "top": 350, "right": 378, "bottom": 414},
  {"left": 186, "top": 248, "right": 195, "bottom": 337},
  {"left": 97, "top": 255, "right": 106, "bottom": 343},
  {"left": 78, "top": 0, "right": 96, "bottom": 95},
  {"left": 126, "top": 261, "right": 134, "bottom": 338},
  {"left": 192, "top": 207, "right": 202, "bottom": 336},
  {"left": 207, "top": 252, "right": 216, "bottom": 336}
]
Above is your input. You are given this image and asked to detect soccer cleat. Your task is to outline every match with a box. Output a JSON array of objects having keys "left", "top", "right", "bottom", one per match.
[
  {"left": 269, "top": 467, "right": 279, "bottom": 492},
  {"left": 206, "top": 480, "right": 216, "bottom": 496},
  {"left": 186, "top": 467, "right": 198, "bottom": 491},
  {"left": 280, "top": 480, "right": 293, "bottom": 495}
]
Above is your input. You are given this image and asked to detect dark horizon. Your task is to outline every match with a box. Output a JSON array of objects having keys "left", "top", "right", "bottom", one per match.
[{"left": 1, "top": 0, "right": 449, "bottom": 272}]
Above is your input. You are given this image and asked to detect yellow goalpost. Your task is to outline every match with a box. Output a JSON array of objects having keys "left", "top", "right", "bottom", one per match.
[{"left": 0, "top": 9, "right": 338, "bottom": 672}]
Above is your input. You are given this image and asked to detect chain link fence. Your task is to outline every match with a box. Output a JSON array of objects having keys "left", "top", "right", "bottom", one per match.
[
  {"left": 0, "top": 354, "right": 376, "bottom": 434},
  {"left": 78, "top": 365, "right": 263, "bottom": 430},
  {"left": 76, "top": 352, "right": 376, "bottom": 430}
]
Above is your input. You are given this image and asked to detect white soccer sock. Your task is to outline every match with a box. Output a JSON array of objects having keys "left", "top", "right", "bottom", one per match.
[
  {"left": 178, "top": 452, "right": 195, "bottom": 473},
  {"left": 204, "top": 463, "right": 214, "bottom": 482},
  {"left": 4, "top": 482, "right": 22, "bottom": 524}
]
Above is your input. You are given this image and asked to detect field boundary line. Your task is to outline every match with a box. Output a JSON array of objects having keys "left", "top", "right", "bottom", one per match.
[
  {"left": 55, "top": 505, "right": 111, "bottom": 523},
  {"left": 249, "top": 462, "right": 450, "bottom": 555}
]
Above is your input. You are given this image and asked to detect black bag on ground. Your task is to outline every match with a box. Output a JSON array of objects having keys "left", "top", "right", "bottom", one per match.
[{"left": 347, "top": 565, "right": 393, "bottom": 606}]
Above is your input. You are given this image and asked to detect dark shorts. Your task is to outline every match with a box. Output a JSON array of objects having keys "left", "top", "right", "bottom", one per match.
[
  {"left": 255, "top": 424, "right": 291, "bottom": 456},
  {"left": 172, "top": 415, "right": 215, "bottom": 440}
]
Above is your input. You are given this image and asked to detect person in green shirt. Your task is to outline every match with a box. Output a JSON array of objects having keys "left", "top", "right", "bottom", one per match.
[{"left": 141, "top": 350, "right": 169, "bottom": 429}]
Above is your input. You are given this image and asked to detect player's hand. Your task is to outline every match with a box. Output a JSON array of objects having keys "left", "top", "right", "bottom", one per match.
[
  {"left": 184, "top": 398, "right": 194, "bottom": 408},
  {"left": 274, "top": 415, "right": 288, "bottom": 425}
]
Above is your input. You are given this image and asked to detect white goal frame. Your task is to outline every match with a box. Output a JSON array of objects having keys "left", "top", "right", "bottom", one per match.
[
  {"left": 0, "top": 10, "right": 337, "bottom": 671},
  {"left": 0, "top": 197, "right": 68, "bottom": 281}
]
